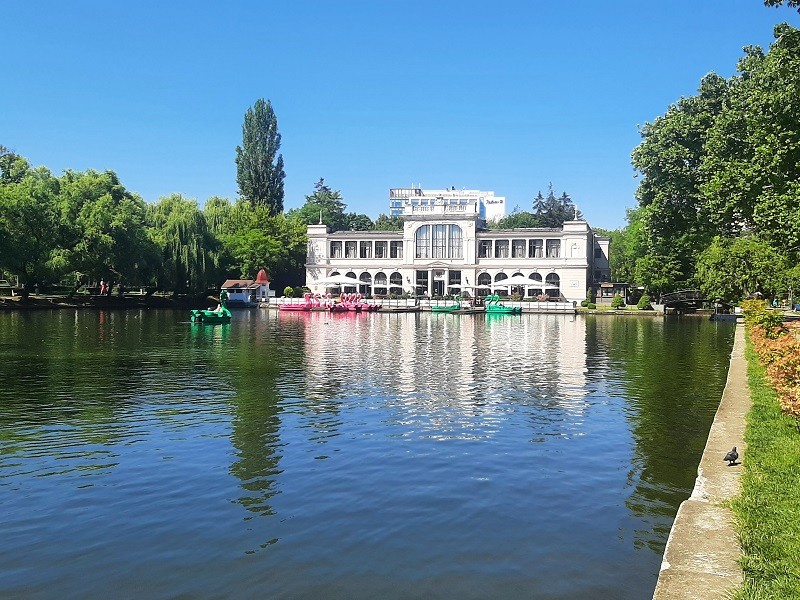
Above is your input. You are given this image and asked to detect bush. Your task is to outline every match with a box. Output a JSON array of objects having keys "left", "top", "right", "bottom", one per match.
[
  {"left": 586, "top": 288, "right": 596, "bottom": 303},
  {"left": 748, "top": 320, "right": 800, "bottom": 418},
  {"left": 283, "top": 285, "right": 293, "bottom": 297},
  {"left": 586, "top": 302, "right": 596, "bottom": 310},
  {"left": 580, "top": 299, "right": 589, "bottom": 307},
  {"left": 611, "top": 293, "right": 625, "bottom": 309},
  {"left": 742, "top": 299, "right": 786, "bottom": 338},
  {"left": 637, "top": 294, "right": 653, "bottom": 310}
]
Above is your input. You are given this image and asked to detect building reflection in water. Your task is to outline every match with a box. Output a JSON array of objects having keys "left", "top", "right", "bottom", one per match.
[{"left": 299, "top": 311, "right": 589, "bottom": 442}]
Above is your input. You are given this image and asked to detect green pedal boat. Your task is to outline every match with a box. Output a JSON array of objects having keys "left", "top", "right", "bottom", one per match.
[
  {"left": 190, "top": 305, "right": 232, "bottom": 324},
  {"left": 484, "top": 294, "right": 522, "bottom": 315}
]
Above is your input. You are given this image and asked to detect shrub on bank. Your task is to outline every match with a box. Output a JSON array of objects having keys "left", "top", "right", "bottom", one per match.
[
  {"left": 586, "top": 302, "right": 596, "bottom": 310},
  {"left": 637, "top": 294, "right": 653, "bottom": 310},
  {"left": 611, "top": 293, "right": 624, "bottom": 309},
  {"left": 743, "top": 300, "right": 800, "bottom": 419},
  {"left": 732, "top": 341, "right": 800, "bottom": 599}
]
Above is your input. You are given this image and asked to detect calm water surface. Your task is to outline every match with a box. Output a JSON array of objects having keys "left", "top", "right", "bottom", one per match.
[{"left": 0, "top": 309, "right": 734, "bottom": 599}]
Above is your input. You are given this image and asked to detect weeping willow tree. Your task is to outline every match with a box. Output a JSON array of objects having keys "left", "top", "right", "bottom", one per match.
[{"left": 146, "top": 194, "right": 221, "bottom": 293}]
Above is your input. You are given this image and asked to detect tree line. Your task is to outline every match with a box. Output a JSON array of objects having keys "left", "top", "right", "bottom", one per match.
[
  {"left": 488, "top": 184, "right": 582, "bottom": 230},
  {"left": 604, "top": 23, "right": 800, "bottom": 303},
  {"left": 0, "top": 99, "right": 401, "bottom": 295}
]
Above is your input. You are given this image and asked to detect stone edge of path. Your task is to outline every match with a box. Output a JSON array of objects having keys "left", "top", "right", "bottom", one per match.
[{"left": 652, "top": 322, "right": 748, "bottom": 600}]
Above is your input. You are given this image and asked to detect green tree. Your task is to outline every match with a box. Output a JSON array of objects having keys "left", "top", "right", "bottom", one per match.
[
  {"left": 57, "top": 169, "right": 157, "bottom": 287},
  {"left": 344, "top": 212, "right": 374, "bottom": 231},
  {"left": 632, "top": 73, "right": 729, "bottom": 288},
  {"left": 634, "top": 254, "right": 684, "bottom": 298},
  {"left": 764, "top": 0, "right": 800, "bottom": 11},
  {"left": 212, "top": 200, "right": 307, "bottom": 289},
  {"left": 373, "top": 213, "right": 404, "bottom": 231},
  {"left": 146, "top": 194, "right": 221, "bottom": 294},
  {"left": 0, "top": 146, "right": 30, "bottom": 185},
  {"left": 287, "top": 178, "right": 348, "bottom": 231},
  {"left": 235, "top": 99, "right": 285, "bottom": 215},
  {"left": 695, "top": 235, "right": 786, "bottom": 303},
  {"left": 533, "top": 184, "right": 581, "bottom": 227},
  {"left": 702, "top": 26, "right": 800, "bottom": 260},
  {"left": 0, "top": 164, "right": 64, "bottom": 290},
  {"left": 491, "top": 206, "right": 541, "bottom": 229}
]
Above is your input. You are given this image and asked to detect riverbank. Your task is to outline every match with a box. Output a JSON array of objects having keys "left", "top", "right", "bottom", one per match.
[
  {"left": 652, "top": 322, "right": 747, "bottom": 599},
  {"left": 0, "top": 293, "right": 192, "bottom": 310},
  {"left": 730, "top": 340, "right": 800, "bottom": 598}
]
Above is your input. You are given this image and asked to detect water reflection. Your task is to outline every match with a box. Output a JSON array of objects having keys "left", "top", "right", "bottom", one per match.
[
  {"left": 584, "top": 316, "right": 735, "bottom": 552},
  {"left": 297, "top": 312, "right": 590, "bottom": 443},
  {"left": 0, "top": 309, "right": 734, "bottom": 599}
]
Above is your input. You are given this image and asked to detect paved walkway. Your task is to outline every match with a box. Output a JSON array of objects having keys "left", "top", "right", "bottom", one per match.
[{"left": 652, "top": 322, "right": 748, "bottom": 599}]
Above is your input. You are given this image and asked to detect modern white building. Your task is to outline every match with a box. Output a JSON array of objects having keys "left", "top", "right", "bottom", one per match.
[
  {"left": 389, "top": 187, "right": 506, "bottom": 223},
  {"left": 306, "top": 193, "right": 609, "bottom": 304}
]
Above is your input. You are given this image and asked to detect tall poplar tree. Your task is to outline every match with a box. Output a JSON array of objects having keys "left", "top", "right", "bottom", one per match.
[{"left": 235, "top": 99, "right": 285, "bottom": 215}]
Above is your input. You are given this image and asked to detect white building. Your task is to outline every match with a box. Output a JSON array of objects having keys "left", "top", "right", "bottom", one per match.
[
  {"left": 389, "top": 187, "right": 506, "bottom": 223},
  {"left": 306, "top": 194, "right": 609, "bottom": 304},
  {"left": 221, "top": 268, "right": 275, "bottom": 306}
]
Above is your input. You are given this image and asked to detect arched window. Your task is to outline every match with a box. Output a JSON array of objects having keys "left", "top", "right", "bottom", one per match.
[
  {"left": 389, "top": 271, "right": 403, "bottom": 290},
  {"left": 415, "top": 224, "right": 463, "bottom": 259},
  {"left": 477, "top": 272, "right": 491, "bottom": 297},
  {"left": 415, "top": 225, "right": 430, "bottom": 258},
  {"left": 528, "top": 272, "right": 543, "bottom": 297},
  {"left": 359, "top": 272, "right": 372, "bottom": 295},
  {"left": 545, "top": 273, "right": 560, "bottom": 298},
  {"left": 448, "top": 225, "right": 463, "bottom": 259}
]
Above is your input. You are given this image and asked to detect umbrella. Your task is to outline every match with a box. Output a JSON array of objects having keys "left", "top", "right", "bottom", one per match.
[
  {"left": 495, "top": 274, "right": 536, "bottom": 287},
  {"left": 314, "top": 274, "right": 366, "bottom": 287}
]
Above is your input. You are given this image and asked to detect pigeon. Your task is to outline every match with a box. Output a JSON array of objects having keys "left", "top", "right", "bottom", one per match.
[{"left": 724, "top": 446, "right": 739, "bottom": 466}]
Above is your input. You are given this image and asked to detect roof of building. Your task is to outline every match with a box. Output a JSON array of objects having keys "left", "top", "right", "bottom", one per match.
[
  {"left": 326, "top": 230, "right": 403, "bottom": 238},
  {"left": 222, "top": 279, "right": 261, "bottom": 290}
]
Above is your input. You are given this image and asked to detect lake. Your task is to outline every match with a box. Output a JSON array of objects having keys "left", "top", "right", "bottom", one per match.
[{"left": 0, "top": 309, "right": 734, "bottom": 599}]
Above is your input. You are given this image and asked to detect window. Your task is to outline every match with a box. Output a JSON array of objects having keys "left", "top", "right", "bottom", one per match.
[
  {"left": 529, "top": 239, "right": 543, "bottom": 258},
  {"left": 390, "top": 271, "right": 403, "bottom": 289},
  {"left": 415, "top": 270, "right": 429, "bottom": 293},
  {"left": 512, "top": 239, "right": 526, "bottom": 258},
  {"left": 330, "top": 241, "right": 342, "bottom": 258},
  {"left": 359, "top": 241, "right": 372, "bottom": 259},
  {"left": 375, "top": 241, "right": 387, "bottom": 259},
  {"left": 448, "top": 225, "right": 463, "bottom": 259},
  {"left": 432, "top": 225, "right": 447, "bottom": 259},
  {"left": 494, "top": 240, "right": 509, "bottom": 258},
  {"left": 390, "top": 241, "right": 403, "bottom": 259},
  {"left": 345, "top": 241, "right": 357, "bottom": 259},
  {"left": 415, "top": 226, "right": 430, "bottom": 258},
  {"left": 546, "top": 240, "right": 561, "bottom": 258},
  {"left": 478, "top": 240, "right": 492, "bottom": 258},
  {"left": 415, "top": 224, "right": 462, "bottom": 259}
]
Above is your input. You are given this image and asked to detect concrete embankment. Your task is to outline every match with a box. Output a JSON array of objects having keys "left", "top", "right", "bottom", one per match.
[{"left": 652, "top": 322, "right": 748, "bottom": 599}]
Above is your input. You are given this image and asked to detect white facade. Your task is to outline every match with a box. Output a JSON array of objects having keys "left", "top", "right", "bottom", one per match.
[
  {"left": 306, "top": 195, "right": 608, "bottom": 304},
  {"left": 389, "top": 187, "right": 506, "bottom": 223}
]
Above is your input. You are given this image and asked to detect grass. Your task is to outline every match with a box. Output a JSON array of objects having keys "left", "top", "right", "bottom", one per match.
[{"left": 731, "top": 338, "right": 800, "bottom": 599}]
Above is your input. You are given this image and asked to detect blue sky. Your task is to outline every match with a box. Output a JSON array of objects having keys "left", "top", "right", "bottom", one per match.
[{"left": 3, "top": 2, "right": 799, "bottom": 230}]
